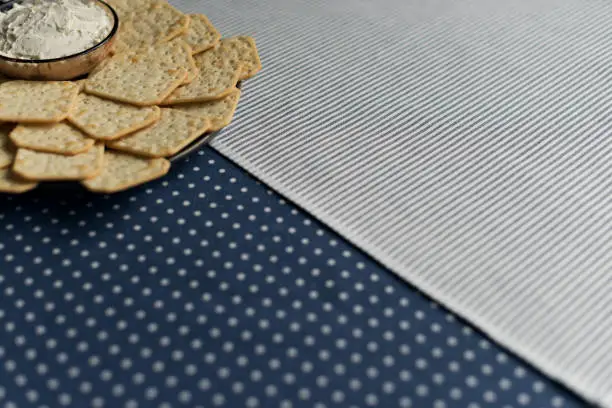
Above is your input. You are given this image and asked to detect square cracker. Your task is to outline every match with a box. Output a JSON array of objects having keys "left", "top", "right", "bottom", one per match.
[
  {"left": 68, "top": 93, "right": 161, "bottom": 141},
  {"left": 218, "top": 36, "right": 262, "bottom": 80},
  {"left": 0, "top": 124, "right": 15, "bottom": 169},
  {"left": 10, "top": 122, "right": 95, "bottom": 155},
  {"left": 108, "top": 108, "right": 209, "bottom": 158},
  {"left": 169, "top": 41, "right": 198, "bottom": 84},
  {"left": 85, "top": 46, "right": 188, "bottom": 106},
  {"left": 171, "top": 88, "right": 241, "bottom": 131},
  {"left": 0, "top": 168, "right": 37, "bottom": 193},
  {"left": 106, "top": 0, "right": 160, "bottom": 12},
  {"left": 144, "top": 39, "right": 198, "bottom": 84},
  {"left": 104, "top": 0, "right": 159, "bottom": 20},
  {"left": 112, "top": 32, "right": 197, "bottom": 84},
  {"left": 104, "top": 0, "right": 130, "bottom": 17},
  {"left": 111, "top": 20, "right": 138, "bottom": 55},
  {"left": 180, "top": 43, "right": 199, "bottom": 84},
  {"left": 74, "top": 79, "right": 87, "bottom": 91},
  {"left": 183, "top": 14, "right": 221, "bottom": 54},
  {"left": 0, "top": 81, "right": 79, "bottom": 123},
  {"left": 132, "top": 0, "right": 167, "bottom": 8},
  {"left": 13, "top": 144, "right": 105, "bottom": 181},
  {"left": 122, "top": 1, "right": 190, "bottom": 49},
  {"left": 82, "top": 151, "right": 170, "bottom": 193},
  {"left": 161, "top": 51, "right": 241, "bottom": 105}
]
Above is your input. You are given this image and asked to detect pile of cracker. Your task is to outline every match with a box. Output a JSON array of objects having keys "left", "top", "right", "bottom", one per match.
[{"left": 0, "top": 0, "right": 260, "bottom": 194}]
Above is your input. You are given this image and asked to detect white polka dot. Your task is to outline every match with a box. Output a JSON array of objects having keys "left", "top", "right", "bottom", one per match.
[
  {"left": 450, "top": 388, "right": 462, "bottom": 400},
  {"left": 399, "top": 396, "right": 413, "bottom": 408},
  {"left": 551, "top": 396, "right": 565, "bottom": 407},
  {"left": 517, "top": 392, "right": 531, "bottom": 405}
]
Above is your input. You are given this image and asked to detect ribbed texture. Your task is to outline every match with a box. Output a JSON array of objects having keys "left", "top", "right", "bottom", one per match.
[{"left": 173, "top": 0, "right": 612, "bottom": 405}]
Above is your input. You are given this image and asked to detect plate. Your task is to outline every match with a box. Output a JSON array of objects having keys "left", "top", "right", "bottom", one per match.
[
  {"left": 0, "top": 0, "right": 237, "bottom": 164},
  {"left": 0, "top": 0, "right": 241, "bottom": 191}
]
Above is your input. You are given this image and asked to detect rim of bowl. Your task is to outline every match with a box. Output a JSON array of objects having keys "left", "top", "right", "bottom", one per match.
[{"left": 0, "top": 0, "right": 119, "bottom": 64}]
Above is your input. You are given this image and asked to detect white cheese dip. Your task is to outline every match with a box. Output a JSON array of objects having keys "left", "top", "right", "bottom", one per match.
[{"left": 0, "top": 0, "right": 113, "bottom": 60}]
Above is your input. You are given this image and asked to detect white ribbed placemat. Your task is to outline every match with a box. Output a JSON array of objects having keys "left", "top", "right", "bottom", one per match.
[{"left": 174, "top": 0, "right": 612, "bottom": 405}]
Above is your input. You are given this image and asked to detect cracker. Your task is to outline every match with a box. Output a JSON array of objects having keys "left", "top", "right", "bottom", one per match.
[
  {"left": 68, "top": 93, "right": 161, "bottom": 141},
  {"left": 219, "top": 36, "right": 262, "bottom": 80},
  {"left": 13, "top": 144, "right": 105, "bottom": 181},
  {"left": 0, "top": 124, "right": 15, "bottom": 169},
  {"left": 82, "top": 151, "right": 170, "bottom": 193},
  {"left": 10, "top": 122, "right": 95, "bottom": 155},
  {"left": 105, "top": 0, "right": 133, "bottom": 21},
  {"left": 108, "top": 108, "right": 209, "bottom": 158},
  {"left": 84, "top": 48, "right": 188, "bottom": 106},
  {"left": 74, "top": 79, "right": 87, "bottom": 91},
  {"left": 160, "top": 51, "right": 241, "bottom": 105},
  {"left": 186, "top": 63, "right": 199, "bottom": 84},
  {"left": 145, "top": 39, "right": 198, "bottom": 84},
  {"left": 111, "top": 20, "right": 138, "bottom": 55},
  {"left": 183, "top": 14, "right": 221, "bottom": 54},
  {"left": 133, "top": 0, "right": 167, "bottom": 8},
  {"left": 107, "top": 0, "right": 168, "bottom": 18},
  {"left": 0, "top": 81, "right": 79, "bottom": 123},
  {"left": 124, "top": 2, "right": 190, "bottom": 48},
  {"left": 171, "top": 88, "right": 241, "bottom": 131},
  {"left": 133, "top": 0, "right": 165, "bottom": 7},
  {"left": 0, "top": 168, "right": 37, "bottom": 193},
  {"left": 89, "top": 54, "right": 112, "bottom": 75}
]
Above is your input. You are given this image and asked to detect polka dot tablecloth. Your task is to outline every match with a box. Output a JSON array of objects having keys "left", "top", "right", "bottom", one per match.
[{"left": 0, "top": 147, "right": 588, "bottom": 407}]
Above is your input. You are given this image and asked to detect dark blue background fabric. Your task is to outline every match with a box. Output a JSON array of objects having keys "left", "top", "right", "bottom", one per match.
[{"left": 0, "top": 147, "right": 586, "bottom": 408}]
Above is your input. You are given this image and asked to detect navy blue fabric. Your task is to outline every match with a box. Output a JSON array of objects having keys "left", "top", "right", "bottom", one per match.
[{"left": 0, "top": 147, "right": 587, "bottom": 408}]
